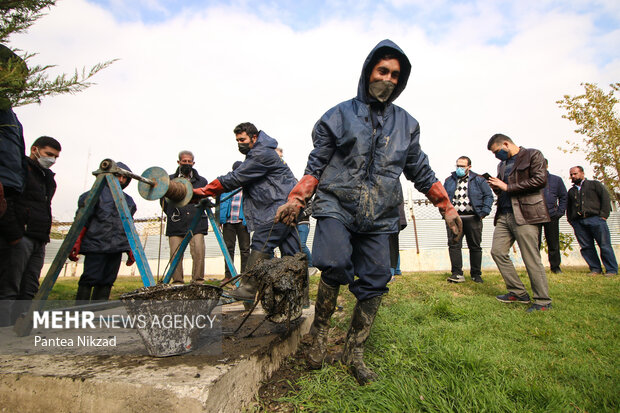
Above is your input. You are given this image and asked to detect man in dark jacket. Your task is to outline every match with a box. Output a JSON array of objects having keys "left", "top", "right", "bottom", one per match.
[
  {"left": 69, "top": 162, "right": 137, "bottom": 301},
  {"left": 193, "top": 122, "right": 300, "bottom": 301},
  {"left": 163, "top": 150, "right": 209, "bottom": 284},
  {"left": 567, "top": 166, "right": 617, "bottom": 276},
  {"left": 487, "top": 134, "right": 552, "bottom": 312},
  {"left": 0, "top": 136, "right": 61, "bottom": 326},
  {"left": 444, "top": 156, "right": 494, "bottom": 283},
  {"left": 539, "top": 159, "right": 568, "bottom": 274},
  {"left": 0, "top": 45, "right": 29, "bottom": 285},
  {"left": 275, "top": 40, "right": 462, "bottom": 385}
]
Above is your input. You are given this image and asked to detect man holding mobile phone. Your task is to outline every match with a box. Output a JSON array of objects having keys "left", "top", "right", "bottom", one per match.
[{"left": 486, "top": 134, "right": 552, "bottom": 313}]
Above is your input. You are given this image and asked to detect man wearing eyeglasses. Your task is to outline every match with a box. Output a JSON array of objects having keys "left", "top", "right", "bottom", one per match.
[
  {"left": 487, "top": 133, "right": 552, "bottom": 313},
  {"left": 443, "top": 156, "right": 493, "bottom": 283}
]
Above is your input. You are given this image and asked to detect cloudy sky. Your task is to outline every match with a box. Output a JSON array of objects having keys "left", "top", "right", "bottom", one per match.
[{"left": 9, "top": 0, "right": 620, "bottom": 220}]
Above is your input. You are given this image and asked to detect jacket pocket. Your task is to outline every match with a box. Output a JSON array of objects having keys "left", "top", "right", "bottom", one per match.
[{"left": 518, "top": 194, "right": 547, "bottom": 221}]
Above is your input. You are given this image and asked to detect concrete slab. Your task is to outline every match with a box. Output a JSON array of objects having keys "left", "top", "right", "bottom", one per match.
[{"left": 0, "top": 302, "right": 314, "bottom": 413}]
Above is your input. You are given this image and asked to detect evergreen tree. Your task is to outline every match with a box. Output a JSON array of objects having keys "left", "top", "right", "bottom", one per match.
[
  {"left": 557, "top": 83, "right": 620, "bottom": 201},
  {"left": 0, "top": 0, "right": 115, "bottom": 110}
]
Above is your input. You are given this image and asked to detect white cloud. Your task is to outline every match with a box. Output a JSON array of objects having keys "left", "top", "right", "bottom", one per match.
[{"left": 10, "top": 0, "right": 618, "bottom": 219}]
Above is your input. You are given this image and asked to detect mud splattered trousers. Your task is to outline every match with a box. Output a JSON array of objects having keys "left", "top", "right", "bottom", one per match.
[{"left": 312, "top": 217, "right": 391, "bottom": 301}]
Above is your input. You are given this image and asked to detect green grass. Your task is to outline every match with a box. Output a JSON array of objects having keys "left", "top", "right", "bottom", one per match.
[
  {"left": 282, "top": 268, "right": 619, "bottom": 412},
  {"left": 48, "top": 269, "right": 619, "bottom": 411}
]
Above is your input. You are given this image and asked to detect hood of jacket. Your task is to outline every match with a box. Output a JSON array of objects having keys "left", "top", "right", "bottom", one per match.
[
  {"left": 357, "top": 39, "right": 412, "bottom": 105},
  {"left": 250, "top": 130, "right": 278, "bottom": 153}
]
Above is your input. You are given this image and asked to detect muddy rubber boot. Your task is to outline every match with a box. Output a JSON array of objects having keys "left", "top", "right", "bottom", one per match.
[
  {"left": 75, "top": 285, "right": 93, "bottom": 303},
  {"left": 229, "top": 251, "right": 271, "bottom": 301},
  {"left": 341, "top": 295, "right": 382, "bottom": 385},
  {"left": 307, "top": 279, "right": 340, "bottom": 369},
  {"left": 91, "top": 285, "right": 112, "bottom": 301}
]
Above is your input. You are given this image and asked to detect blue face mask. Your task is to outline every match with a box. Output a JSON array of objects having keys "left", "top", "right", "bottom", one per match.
[
  {"left": 494, "top": 149, "right": 509, "bottom": 161},
  {"left": 456, "top": 167, "right": 467, "bottom": 177}
]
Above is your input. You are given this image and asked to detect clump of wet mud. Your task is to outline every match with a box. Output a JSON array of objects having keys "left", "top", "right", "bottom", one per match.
[
  {"left": 120, "top": 283, "right": 222, "bottom": 301},
  {"left": 244, "top": 252, "right": 308, "bottom": 325}
]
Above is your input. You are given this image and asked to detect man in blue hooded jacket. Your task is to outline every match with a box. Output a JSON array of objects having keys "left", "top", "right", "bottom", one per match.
[
  {"left": 275, "top": 39, "right": 462, "bottom": 385},
  {"left": 193, "top": 122, "right": 300, "bottom": 301},
  {"left": 69, "top": 162, "right": 137, "bottom": 301}
]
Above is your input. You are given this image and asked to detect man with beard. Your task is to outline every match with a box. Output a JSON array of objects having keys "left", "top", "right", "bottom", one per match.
[
  {"left": 193, "top": 122, "right": 300, "bottom": 302},
  {"left": 567, "top": 166, "right": 617, "bottom": 276}
]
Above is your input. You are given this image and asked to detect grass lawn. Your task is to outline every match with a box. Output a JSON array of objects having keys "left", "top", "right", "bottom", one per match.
[
  {"left": 47, "top": 268, "right": 619, "bottom": 412},
  {"left": 273, "top": 267, "right": 619, "bottom": 412}
]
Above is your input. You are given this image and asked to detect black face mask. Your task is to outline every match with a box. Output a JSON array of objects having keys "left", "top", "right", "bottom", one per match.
[
  {"left": 238, "top": 143, "right": 251, "bottom": 155},
  {"left": 179, "top": 164, "right": 192, "bottom": 176}
]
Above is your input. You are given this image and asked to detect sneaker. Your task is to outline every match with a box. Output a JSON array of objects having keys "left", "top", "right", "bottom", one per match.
[
  {"left": 526, "top": 303, "right": 552, "bottom": 312},
  {"left": 587, "top": 271, "right": 602, "bottom": 276},
  {"left": 551, "top": 268, "right": 562, "bottom": 274},
  {"left": 447, "top": 274, "right": 465, "bottom": 283},
  {"left": 496, "top": 292, "right": 530, "bottom": 304},
  {"left": 604, "top": 272, "right": 617, "bottom": 277},
  {"left": 472, "top": 276, "right": 484, "bottom": 283}
]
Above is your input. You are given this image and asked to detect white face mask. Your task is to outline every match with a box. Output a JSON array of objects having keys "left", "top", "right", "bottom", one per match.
[{"left": 35, "top": 148, "right": 56, "bottom": 169}]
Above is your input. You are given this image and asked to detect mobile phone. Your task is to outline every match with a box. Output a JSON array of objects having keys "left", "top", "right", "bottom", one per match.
[{"left": 482, "top": 173, "right": 492, "bottom": 180}]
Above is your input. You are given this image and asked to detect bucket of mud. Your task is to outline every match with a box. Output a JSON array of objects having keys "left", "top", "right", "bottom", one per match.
[{"left": 120, "top": 283, "right": 222, "bottom": 357}]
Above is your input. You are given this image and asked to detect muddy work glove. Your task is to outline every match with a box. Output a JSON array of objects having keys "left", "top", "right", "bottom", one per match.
[
  {"left": 425, "top": 181, "right": 463, "bottom": 242},
  {"left": 193, "top": 178, "right": 224, "bottom": 198},
  {"left": 275, "top": 175, "right": 319, "bottom": 226},
  {"left": 68, "top": 227, "right": 87, "bottom": 262}
]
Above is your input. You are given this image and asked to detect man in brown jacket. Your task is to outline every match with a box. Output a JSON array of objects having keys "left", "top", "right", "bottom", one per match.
[{"left": 487, "top": 133, "right": 552, "bottom": 312}]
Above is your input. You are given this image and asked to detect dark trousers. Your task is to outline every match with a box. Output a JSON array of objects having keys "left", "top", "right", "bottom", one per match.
[
  {"left": 250, "top": 222, "right": 300, "bottom": 257},
  {"left": 447, "top": 214, "right": 483, "bottom": 276},
  {"left": 312, "top": 217, "right": 391, "bottom": 301},
  {"left": 0, "top": 236, "right": 46, "bottom": 326},
  {"left": 222, "top": 222, "right": 250, "bottom": 278},
  {"left": 389, "top": 232, "right": 399, "bottom": 269},
  {"left": 539, "top": 217, "right": 561, "bottom": 272},
  {"left": 78, "top": 252, "right": 123, "bottom": 287},
  {"left": 571, "top": 216, "right": 618, "bottom": 274}
]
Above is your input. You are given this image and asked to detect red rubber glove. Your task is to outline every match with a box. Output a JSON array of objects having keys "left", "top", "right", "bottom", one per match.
[
  {"left": 425, "top": 181, "right": 463, "bottom": 240},
  {"left": 68, "top": 227, "right": 88, "bottom": 262},
  {"left": 126, "top": 250, "right": 135, "bottom": 266},
  {"left": 193, "top": 179, "right": 224, "bottom": 198},
  {"left": 275, "top": 175, "right": 319, "bottom": 226}
]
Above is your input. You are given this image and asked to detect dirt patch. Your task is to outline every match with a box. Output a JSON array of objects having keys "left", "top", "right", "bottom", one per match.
[{"left": 253, "top": 326, "right": 347, "bottom": 412}]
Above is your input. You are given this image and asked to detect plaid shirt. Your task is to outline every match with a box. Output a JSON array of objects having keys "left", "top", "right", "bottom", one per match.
[{"left": 227, "top": 191, "right": 243, "bottom": 224}]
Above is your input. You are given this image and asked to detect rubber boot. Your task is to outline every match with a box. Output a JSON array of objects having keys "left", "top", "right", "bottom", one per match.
[
  {"left": 341, "top": 295, "right": 382, "bottom": 385},
  {"left": 307, "top": 279, "right": 340, "bottom": 369},
  {"left": 228, "top": 251, "right": 271, "bottom": 301},
  {"left": 91, "top": 285, "right": 112, "bottom": 301},
  {"left": 75, "top": 285, "right": 93, "bottom": 302}
]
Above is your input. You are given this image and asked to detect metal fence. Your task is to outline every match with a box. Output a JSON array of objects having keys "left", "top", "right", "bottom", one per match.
[{"left": 46, "top": 200, "right": 620, "bottom": 263}]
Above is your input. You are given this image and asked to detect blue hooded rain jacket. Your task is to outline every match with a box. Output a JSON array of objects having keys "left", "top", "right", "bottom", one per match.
[
  {"left": 305, "top": 39, "right": 438, "bottom": 233},
  {"left": 218, "top": 131, "right": 297, "bottom": 232}
]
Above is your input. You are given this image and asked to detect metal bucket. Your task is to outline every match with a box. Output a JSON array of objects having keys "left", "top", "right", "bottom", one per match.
[{"left": 120, "top": 284, "right": 222, "bottom": 357}]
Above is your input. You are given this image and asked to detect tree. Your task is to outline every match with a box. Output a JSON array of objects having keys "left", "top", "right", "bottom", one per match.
[
  {"left": 0, "top": 0, "right": 115, "bottom": 110},
  {"left": 557, "top": 82, "right": 620, "bottom": 202}
]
